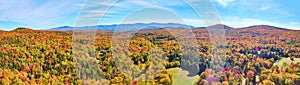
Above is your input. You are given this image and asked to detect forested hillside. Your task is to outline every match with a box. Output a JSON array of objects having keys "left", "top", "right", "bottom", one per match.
[{"left": 0, "top": 26, "right": 299, "bottom": 85}]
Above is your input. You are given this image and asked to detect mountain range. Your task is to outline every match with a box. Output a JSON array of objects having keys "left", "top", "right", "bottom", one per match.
[
  {"left": 49, "top": 23, "right": 296, "bottom": 32},
  {"left": 50, "top": 23, "right": 195, "bottom": 31}
]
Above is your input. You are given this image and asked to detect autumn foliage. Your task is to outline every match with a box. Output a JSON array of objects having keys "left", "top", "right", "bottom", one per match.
[{"left": 0, "top": 27, "right": 299, "bottom": 84}]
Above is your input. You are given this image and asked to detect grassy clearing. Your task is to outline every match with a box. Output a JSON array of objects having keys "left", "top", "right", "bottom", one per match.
[
  {"left": 274, "top": 58, "right": 300, "bottom": 66},
  {"left": 167, "top": 68, "right": 199, "bottom": 85}
]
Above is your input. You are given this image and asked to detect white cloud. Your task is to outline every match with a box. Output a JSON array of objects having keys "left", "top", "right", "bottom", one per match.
[
  {"left": 183, "top": 19, "right": 209, "bottom": 27},
  {"left": 289, "top": 22, "right": 299, "bottom": 25},
  {"left": 78, "top": 0, "right": 152, "bottom": 19},
  {"left": 215, "top": 0, "right": 235, "bottom": 7},
  {"left": 0, "top": 0, "right": 84, "bottom": 29},
  {"left": 222, "top": 0, "right": 289, "bottom": 16},
  {"left": 77, "top": 0, "right": 183, "bottom": 26},
  {"left": 75, "top": 3, "right": 85, "bottom": 7}
]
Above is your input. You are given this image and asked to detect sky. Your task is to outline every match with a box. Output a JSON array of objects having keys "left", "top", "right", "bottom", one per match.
[{"left": 0, "top": 0, "right": 299, "bottom": 30}]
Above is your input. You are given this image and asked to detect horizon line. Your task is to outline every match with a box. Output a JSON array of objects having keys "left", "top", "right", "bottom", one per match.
[{"left": 1, "top": 22, "right": 299, "bottom": 31}]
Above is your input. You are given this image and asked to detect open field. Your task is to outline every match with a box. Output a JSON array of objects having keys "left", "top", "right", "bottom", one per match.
[{"left": 167, "top": 68, "right": 199, "bottom": 85}]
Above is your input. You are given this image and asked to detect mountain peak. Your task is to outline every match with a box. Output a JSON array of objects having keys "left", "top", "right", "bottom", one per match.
[
  {"left": 207, "top": 24, "right": 233, "bottom": 30},
  {"left": 12, "top": 27, "right": 33, "bottom": 31},
  {"left": 244, "top": 25, "right": 288, "bottom": 30}
]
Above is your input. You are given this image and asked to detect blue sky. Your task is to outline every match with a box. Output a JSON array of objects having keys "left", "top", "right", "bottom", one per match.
[{"left": 0, "top": 0, "right": 299, "bottom": 30}]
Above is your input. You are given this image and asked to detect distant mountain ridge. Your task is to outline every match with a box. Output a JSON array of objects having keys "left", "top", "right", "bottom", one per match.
[
  {"left": 50, "top": 23, "right": 195, "bottom": 31},
  {"left": 47, "top": 23, "right": 296, "bottom": 31},
  {"left": 198, "top": 24, "right": 293, "bottom": 31},
  {"left": 240, "top": 25, "right": 290, "bottom": 30}
]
